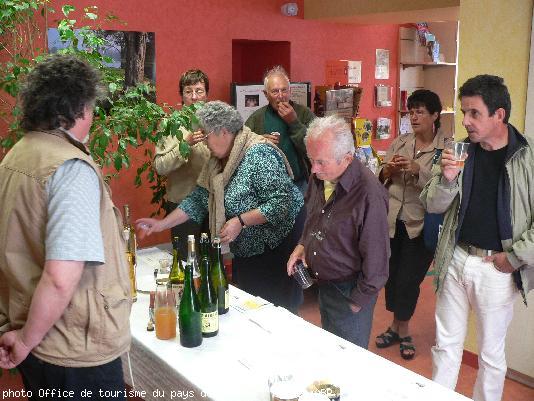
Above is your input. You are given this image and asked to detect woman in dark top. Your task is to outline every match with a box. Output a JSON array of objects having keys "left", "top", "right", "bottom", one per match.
[{"left": 137, "top": 101, "right": 304, "bottom": 312}]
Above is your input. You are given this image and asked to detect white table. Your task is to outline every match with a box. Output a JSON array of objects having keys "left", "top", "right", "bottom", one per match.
[{"left": 122, "top": 247, "right": 469, "bottom": 401}]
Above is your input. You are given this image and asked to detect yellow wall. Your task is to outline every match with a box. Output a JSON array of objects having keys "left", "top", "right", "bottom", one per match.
[
  {"left": 455, "top": 0, "right": 533, "bottom": 139},
  {"left": 456, "top": 0, "right": 533, "bottom": 353}
]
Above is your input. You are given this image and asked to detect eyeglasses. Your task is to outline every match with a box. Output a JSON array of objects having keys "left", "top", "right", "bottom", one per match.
[
  {"left": 268, "top": 88, "right": 289, "bottom": 96},
  {"left": 409, "top": 109, "right": 429, "bottom": 118},
  {"left": 183, "top": 88, "right": 206, "bottom": 97},
  {"left": 201, "top": 130, "right": 214, "bottom": 140}
]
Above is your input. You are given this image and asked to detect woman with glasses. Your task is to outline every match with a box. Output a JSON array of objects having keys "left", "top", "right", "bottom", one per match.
[
  {"left": 375, "top": 89, "right": 449, "bottom": 360},
  {"left": 138, "top": 101, "right": 304, "bottom": 313},
  {"left": 153, "top": 69, "right": 211, "bottom": 255}
]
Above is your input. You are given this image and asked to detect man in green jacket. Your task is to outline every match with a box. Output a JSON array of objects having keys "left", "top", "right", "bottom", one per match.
[
  {"left": 245, "top": 66, "right": 315, "bottom": 194},
  {"left": 421, "top": 75, "right": 534, "bottom": 401}
]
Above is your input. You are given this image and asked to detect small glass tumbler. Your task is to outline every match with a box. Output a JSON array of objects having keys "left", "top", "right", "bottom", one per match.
[
  {"left": 445, "top": 140, "right": 469, "bottom": 168},
  {"left": 293, "top": 261, "right": 314, "bottom": 289}
]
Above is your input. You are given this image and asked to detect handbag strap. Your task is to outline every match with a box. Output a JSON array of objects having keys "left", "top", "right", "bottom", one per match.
[{"left": 431, "top": 148, "right": 442, "bottom": 166}]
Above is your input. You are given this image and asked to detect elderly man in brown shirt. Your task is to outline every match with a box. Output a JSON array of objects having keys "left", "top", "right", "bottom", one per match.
[{"left": 287, "top": 115, "right": 389, "bottom": 349}]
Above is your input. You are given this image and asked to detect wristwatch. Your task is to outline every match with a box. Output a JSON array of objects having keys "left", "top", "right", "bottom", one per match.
[{"left": 237, "top": 214, "right": 247, "bottom": 229}]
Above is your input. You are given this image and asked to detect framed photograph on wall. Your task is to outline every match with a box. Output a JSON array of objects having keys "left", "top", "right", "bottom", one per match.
[
  {"left": 231, "top": 82, "right": 311, "bottom": 121},
  {"left": 375, "top": 84, "right": 393, "bottom": 107}
]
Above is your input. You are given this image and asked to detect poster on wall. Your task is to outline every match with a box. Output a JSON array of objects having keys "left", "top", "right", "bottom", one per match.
[
  {"left": 48, "top": 28, "right": 156, "bottom": 84},
  {"left": 375, "top": 84, "right": 392, "bottom": 107},
  {"left": 231, "top": 82, "right": 311, "bottom": 121},
  {"left": 232, "top": 84, "right": 266, "bottom": 122},
  {"left": 376, "top": 117, "right": 392, "bottom": 139},
  {"left": 375, "top": 49, "right": 390, "bottom": 79}
]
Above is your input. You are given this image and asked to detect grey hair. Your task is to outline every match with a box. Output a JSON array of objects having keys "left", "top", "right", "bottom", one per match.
[
  {"left": 263, "top": 65, "right": 290, "bottom": 91},
  {"left": 305, "top": 115, "right": 355, "bottom": 162},
  {"left": 196, "top": 101, "right": 244, "bottom": 135}
]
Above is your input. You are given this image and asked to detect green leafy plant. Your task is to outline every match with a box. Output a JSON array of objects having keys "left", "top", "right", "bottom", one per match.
[
  {"left": 0, "top": 0, "right": 48, "bottom": 149},
  {"left": 0, "top": 2, "right": 197, "bottom": 214}
]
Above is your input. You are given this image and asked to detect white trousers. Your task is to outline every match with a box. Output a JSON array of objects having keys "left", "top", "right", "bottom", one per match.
[{"left": 432, "top": 246, "right": 518, "bottom": 401}]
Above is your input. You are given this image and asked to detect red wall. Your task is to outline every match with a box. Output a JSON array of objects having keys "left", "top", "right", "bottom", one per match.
[{"left": 46, "top": 0, "right": 399, "bottom": 246}]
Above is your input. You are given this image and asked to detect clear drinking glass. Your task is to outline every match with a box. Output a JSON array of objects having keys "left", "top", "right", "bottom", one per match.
[
  {"left": 154, "top": 283, "right": 177, "bottom": 340},
  {"left": 292, "top": 261, "right": 314, "bottom": 289},
  {"left": 445, "top": 140, "right": 469, "bottom": 168}
]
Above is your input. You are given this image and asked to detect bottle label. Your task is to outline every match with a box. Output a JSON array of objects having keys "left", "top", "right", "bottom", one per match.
[
  {"left": 224, "top": 289, "right": 229, "bottom": 309},
  {"left": 171, "top": 284, "right": 184, "bottom": 308},
  {"left": 201, "top": 311, "right": 219, "bottom": 333}
]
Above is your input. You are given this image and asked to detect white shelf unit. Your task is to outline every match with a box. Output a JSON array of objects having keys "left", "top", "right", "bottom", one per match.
[{"left": 398, "top": 22, "right": 459, "bottom": 136}]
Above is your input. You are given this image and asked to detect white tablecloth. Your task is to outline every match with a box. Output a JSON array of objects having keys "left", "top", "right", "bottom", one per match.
[{"left": 122, "top": 247, "right": 469, "bottom": 401}]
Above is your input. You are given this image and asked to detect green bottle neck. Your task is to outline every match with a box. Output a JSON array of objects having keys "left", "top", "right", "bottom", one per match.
[
  {"left": 200, "top": 258, "right": 210, "bottom": 280},
  {"left": 200, "top": 242, "right": 209, "bottom": 261},
  {"left": 212, "top": 245, "right": 222, "bottom": 265},
  {"left": 183, "top": 264, "right": 194, "bottom": 289}
]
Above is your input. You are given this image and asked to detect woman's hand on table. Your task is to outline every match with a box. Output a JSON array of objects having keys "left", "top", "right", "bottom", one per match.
[{"left": 219, "top": 217, "right": 242, "bottom": 245}]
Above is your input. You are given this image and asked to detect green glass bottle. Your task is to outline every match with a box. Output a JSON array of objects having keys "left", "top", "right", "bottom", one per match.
[
  {"left": 187, "top": 234, "right": 201, "bottom": 292},
  {"left": 211, "top": 237, "right": 229, "bottom": 315},
  {"left": 199, "top": 233, "right": 218, "bottom": 337},
  {"left": 179, "top": 263, "right": 202, "bottom": 348},
  {"left": 169, "top": 236, "right": 185, "bottom": 309}
]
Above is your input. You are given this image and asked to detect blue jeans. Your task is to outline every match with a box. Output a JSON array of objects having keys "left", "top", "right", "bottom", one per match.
[{"left": 318, "top": 280, "right": 378, "bottom": 349}]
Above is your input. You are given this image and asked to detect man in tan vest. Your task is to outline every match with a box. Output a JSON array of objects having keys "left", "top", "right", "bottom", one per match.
[{"left": 0, "top": 54, "right": 131, "bottom": 399}]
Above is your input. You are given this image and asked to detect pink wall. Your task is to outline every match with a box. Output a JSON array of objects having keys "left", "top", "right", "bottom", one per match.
[{"left": 46, "top": 0, "right": 399, "bottom": 246}]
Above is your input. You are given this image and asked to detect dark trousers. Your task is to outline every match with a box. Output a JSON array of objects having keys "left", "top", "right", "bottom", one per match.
[
  {"left": 385, "top": 220, "right": 434, "bottom": 321},
  {"left": 165, "top": 201, "right": 209, "bottom": 256},
  {"left": 318, "top": 280, "right": 377, "bottom": 349},
  {"left": 233, "top": 230, "right": 303, "bottom": 314},
  {"left": 18, "top": 353, "right": 126, "bottom": 400}
]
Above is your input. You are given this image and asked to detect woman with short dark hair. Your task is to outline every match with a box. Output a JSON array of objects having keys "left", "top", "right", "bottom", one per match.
[{"left": 375, "top": 89, "right": 449, "bottom": 359}]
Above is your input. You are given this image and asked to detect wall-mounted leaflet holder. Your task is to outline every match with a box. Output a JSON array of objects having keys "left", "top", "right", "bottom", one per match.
[{"left": 375, "top": 84, "right": 392, "bottom": 107}]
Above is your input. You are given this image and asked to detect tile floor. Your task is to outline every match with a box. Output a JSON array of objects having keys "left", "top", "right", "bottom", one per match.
[{"left": 298, "top": 276, "right": 534, "bottom": 401}]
